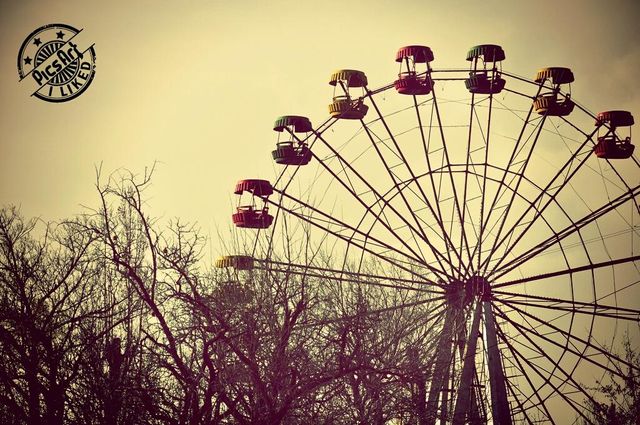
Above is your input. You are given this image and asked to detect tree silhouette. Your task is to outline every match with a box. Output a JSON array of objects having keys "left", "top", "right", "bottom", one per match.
[
  {"left": 582, "top": 331, "right": 640, "bottom": 425},
  {"left": 0, "top": 167, "right": 439, "bottom": 424}
]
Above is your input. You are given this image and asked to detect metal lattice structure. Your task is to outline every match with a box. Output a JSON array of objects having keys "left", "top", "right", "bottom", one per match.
[{"left": 224, "top": 44, "right": 639, "bottom": 423}]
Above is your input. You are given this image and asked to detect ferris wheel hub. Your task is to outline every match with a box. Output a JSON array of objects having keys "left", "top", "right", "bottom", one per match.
[
  {"left": 467, "top": 275, "right": 491, "bottom": 301},
  {"left": 445, "top": 276, "right": 491, "bottom": 307}
]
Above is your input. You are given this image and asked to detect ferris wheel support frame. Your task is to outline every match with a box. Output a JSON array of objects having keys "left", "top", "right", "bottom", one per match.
[
  {"left": 452, "top": 300, "right": 483, "bottom": 424},
  {"left": 484, "top": 299, "right": 513, "bottom": 425}
]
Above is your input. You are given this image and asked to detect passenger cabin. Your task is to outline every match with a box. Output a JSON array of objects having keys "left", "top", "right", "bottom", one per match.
[
  {"left": 533, "top": 67, "right": 575, "bottom": 116},
  {"left": 394, "top": 45, "right": 434, "bottom": 95},
  {"left": 271, "top": 115, "right": 313, "bottom": 165},
  {"left": 232, "top": 206, "right": 273, "bottom": 229},
  {"left": 215, "top": 255, "right": 255, "bottom": 270},
  {"left": 328, "top": 69, "right": 369, "bottom": 119},
  {"left": 465, "top": 44, "right": 506, "bottom": 94},
  {"left": 594, "top": 110, "right": 635, "bottom": 159},
  {"left": 232, "top": 179, "right": 274, "bottom": 229}
]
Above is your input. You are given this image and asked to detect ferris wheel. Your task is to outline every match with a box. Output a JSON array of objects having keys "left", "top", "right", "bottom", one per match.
[{"left": 218, "top": 44, "right": 639, "bottom": 424}]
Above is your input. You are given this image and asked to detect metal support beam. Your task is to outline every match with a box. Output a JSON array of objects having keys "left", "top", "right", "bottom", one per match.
[
  {"left": 452, "top": 300, "right": 482, "bottom": 424},
  {"left": 425, "top": 308, "right": 455, "bottom": 425},
  {"left": 483, "top": 300, "right": 513, "bottom": 425}
]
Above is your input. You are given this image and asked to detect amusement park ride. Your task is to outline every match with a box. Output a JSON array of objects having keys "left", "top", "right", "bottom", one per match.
[{"left": 219, "top": 45, "right": 639, "bottom": 423}]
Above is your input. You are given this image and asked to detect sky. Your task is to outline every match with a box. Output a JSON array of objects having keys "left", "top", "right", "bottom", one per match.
[{"left": 1, "top": 0, "right": 638, "bottom": 243}]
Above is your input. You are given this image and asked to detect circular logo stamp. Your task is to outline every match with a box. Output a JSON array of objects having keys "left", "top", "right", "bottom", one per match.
[{"left": 17, "top": 23, "right": 96, "bottom": 102}]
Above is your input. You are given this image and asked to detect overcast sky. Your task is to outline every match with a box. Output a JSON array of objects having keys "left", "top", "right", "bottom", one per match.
[{"left": 1, "top": 0, "right": 639, "bottom": 258}]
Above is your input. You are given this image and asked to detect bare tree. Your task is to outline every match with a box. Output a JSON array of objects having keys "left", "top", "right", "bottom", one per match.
[
  {"left": 79, "top": 166, "right": 217, "bottom": 424},
  {"left": 1, "top": 167, "right": 441, "bottom": 424},
  {"left": 582, "top": 331, "right": 640, "bottom": 425},
  {"left": 0, "top": 207, "right": 120, "bottom": 424},
  {"left": 319, "top": 269, "right": 439, "bottom": 425}
]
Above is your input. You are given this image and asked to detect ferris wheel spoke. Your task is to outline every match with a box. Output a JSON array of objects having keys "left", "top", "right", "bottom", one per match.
[
  {"left": 495, "top": 302, "right": 623, "bottom": 389},
  {"left": 496, "top": 299, "right": 580, "bottom": 384},
  {"left": 358, "top": 116, "right": 426, "bottom": 232},
  {"left": 490, "top": 185, "right": 640, "bottom": 278},
  {"left": 257, "top": 260, "right": 444, "bottom": 294},
  {"left": 312, "top": 153, "right": 427, "bottom": 259},
  {"left": 357, "top": 115, "right": 455, "bottom": 268},
  {"left": 413, "top": 96, "right": 457, "bottom": 269},
  {"left": 494, "top": 291, "right": 640, "bottom": 322},
  {"left": 298, "top": 296, "right": 447, "bottom": 331},
  {"left": 430, "top": 91, "right": 474, "bottom": 271},
  {"left": 473, "top": 96, "right": 494, "bottom": 276},
  {"left": 493, "top": 319, "right": 559, "bottom": 425},
  {"left": 473, "top": 85, "right": 544, "bottom": 273},
  {"left": 459, "top": 92, "right": 478, "bottom": 278},
  {"left": 324, "top": 304, "right": 449, "bottom": 344},
  {"left": 261, "top": 260, "right": 431, "bottom": 286},
  {"left": 505, "top": 290, "right": 588, "bottom": 377},
  {"left": 351, "top": 178, "right": 434, "bottom": 273},
  {"left": 499, "top": 297, "right": 638, "bottom": 323},
  {"left": 349, "top": 197, "right": 453, "bottom": 279},
  {"left": 262, "top": 194, "right": 449, "bottom": 285},
  {"left": 264, "top": 265, "right": 442, "bottom": 294},
  {"left": 427, "top": 164, "right": 563, "bottom": 271},
  {"left": 492, "top": 305, "right": 599, "bottom": 423},
  {"left": 495, "top": 196, "right": 634, "bottom": 282},
  {"left": 269, "top": 188, "right": 454, "bottom": 280},
  {"left": 480, "top": 114, "right": 550, "bottom": 275},
  {"left": 352, "top": 192, "right": 428, "bottom": 266},
  {"left": 459, "top": 95, "right": 498, "bottom": 278},
  {"left": 493, "top": 254, "right": 640, "bottom": 288},
  {"left": 268, "top": 192, "right": 428, "bottom": 270},
  {"left": 309, "top": 131, "right": 457, "bottom": 275},
  {"left": 494, "top": 297, "right": 638, "bottom": 375},
  {"left": 463, "top": 100, "right": 500, "bottom": 267},
  {"left": 368, "top": 92, "right": 463, "bottom": 273},
  {"left": 218, "top": 290, "right": 445, "bottom": 345},
  {"left": 365, "top": 158, "right": 462, "bottom": 275},
  {"left": 483, "top": 129, "right": 601, "bottom": 275},
  {"left": 603, "top": 158, "right": 640, "bottom": 215}
]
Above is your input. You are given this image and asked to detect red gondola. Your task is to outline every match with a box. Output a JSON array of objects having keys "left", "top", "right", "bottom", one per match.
[
  {"left": 232, "top": 206, "right": 273, "bottom": 229},
  {"left": 232, "top": 179, "right": 274, "bottom": 229},
  {"left": 394, "top": 45, "right": 434, "bottom": 95},
  {"left": 594, "top": 110, "right": 635, "bottom": 159}
]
